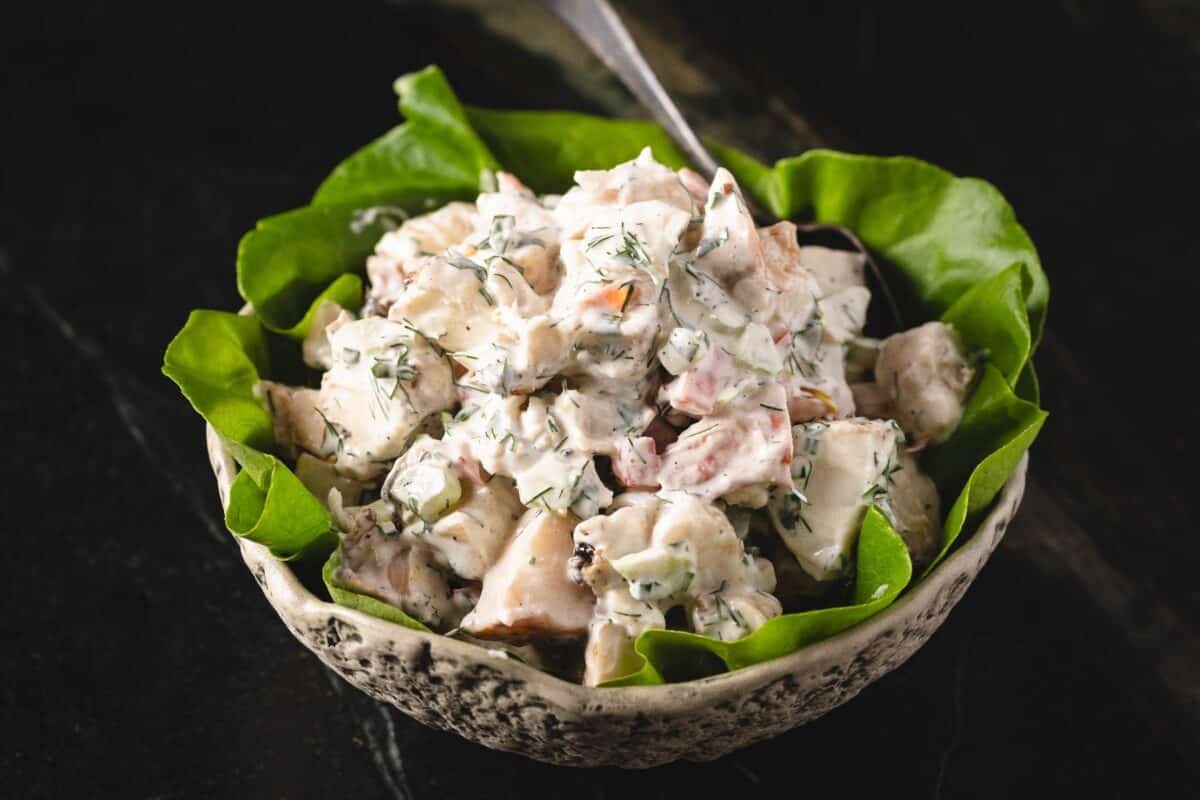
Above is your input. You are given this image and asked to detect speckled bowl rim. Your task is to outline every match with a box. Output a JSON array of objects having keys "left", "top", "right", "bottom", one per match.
[{"left": 206, "top": 422, "right": 1027, "bottom": 710}]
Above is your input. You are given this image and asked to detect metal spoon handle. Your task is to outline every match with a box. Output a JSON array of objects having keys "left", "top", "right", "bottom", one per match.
[{"left": 544, "top": 0, "right": 720, "bottom": 181}]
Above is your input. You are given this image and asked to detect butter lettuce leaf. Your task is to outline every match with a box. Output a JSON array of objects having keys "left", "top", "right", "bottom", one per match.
[
  {"left": 236, "top": 207, "right": 389, "bottom": 338},
  {"left": 941, "top": 262, "right": 1032, "bottom": 387},
  {"left": 313, "top": 66, "right": 500, "bottom": 208},
  {"left": 162, "top": 310, "right": 334, "bottom": 560},
  {"left": 924, "top": 364, "right": 1047, "bottom": 567},
  {"left": 162, "top": 310, "right": 273, "bottom": 452}
]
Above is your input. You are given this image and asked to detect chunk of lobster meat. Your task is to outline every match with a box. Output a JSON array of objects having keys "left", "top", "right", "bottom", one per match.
[
  {"left": 554, "top": 292, "right": 666, "bottom": 400},
  {"left": 319, "top": 317, "right": 455, "bottom": 478},
  {"left": 797, "top": 246, "right": 866, "bottom": 297},
  {"left": 461, "top": 509, "right": 595, "bottom": 641},
  {"left": 677, "top": 167, "right": 710, "bottom": 207},
  {"left": 385, "top": 253, "right": 506, "bottom": 356},
  {"left": 817, "top": 286, "right": 871, "bottom": 343},
  {"left": 582, "top": 590, "right": 666, "bottom": 686},
  {"left": 572, "top": 492, "right": 779, "bottom": 685},
  {"left": 474, "top": 173, "right": 562, "bottom": 295},
  {"left": 758, "top": 221, "right": 802, "bottom": 278},
  {"left": 301, "top": 301, "right": 352, "bottom": 369},
  {"left": 689, "top": 586, "right": 782, "bottom": 643},
  {"left": 768, "top": 418, "right": 900, "bottom": 582},
  {"left": 383, "top": 437, "right": 525, "bottom": 580},
  {"left": 612, "top": 436, "right": 661, "bottom": 489},
  {"left": 563, "top": 274, "right": 664, "bottom": 371},
  {"left": 366, "top": 202, "right": 479, "bottom": 306},
  {"left": 549, "top": 379, "right": 656, "bottom": 459},
  {"left": 694, "top": 168, "right": 764, "bottom": 285},
  {"left": 776, "top": 307, "right": 858, "bottom": 422},
  {"left": 658, "top": 384, "right": 793, "bottom": 505},
  {"left": 420, "top": 479, "right": 525, "bottom": 581},
  {"left": 458, "top": 312, "right": 572, "bottom": 396},
  {"left": 294, "top": 452, "right": 367, "bottom": 506},
  {"left": 574, "top": 201, "right": 692, "bottom": 285},
  {"left": 786, "top": 385, "right": 840, "bottom": 422},
  {"left": 874, "top": 321, "right": 974, "bottom": 446},
  {"left": 659, "top": 343, "right": 738, "bottom": 418},
  {"left": 743, "top": 221, "right": 817, "bottom": 328},
  {"left": 850, "top": 380, "right": 893, "bottom": 419},
  {"left": 446, "top": 392, "right": 615, "bottom": 519},
  {"left": 879, "top": 451, "right": 942, "bottom": 571},
  {"left": 260, "top": 382, "right": 331, "bottom": 460},
  {"left": 330, "top": 498, "right": 465, "bottom": 629},
  {"left": 554, "top": 147, "right": 695, "bottom": 236}
]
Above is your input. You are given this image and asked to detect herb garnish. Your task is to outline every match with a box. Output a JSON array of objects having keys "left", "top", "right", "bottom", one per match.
[
  {"left": 694, "top": 227, "right": 729, "bottom": 259},
  {"left": 446, "top": 253, "right": 495, "bottom": 305}
]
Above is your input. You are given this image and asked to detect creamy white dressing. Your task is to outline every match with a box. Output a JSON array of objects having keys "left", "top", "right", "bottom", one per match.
[{"left": 319, "top": 316, "right": 455, "bottom": 478}]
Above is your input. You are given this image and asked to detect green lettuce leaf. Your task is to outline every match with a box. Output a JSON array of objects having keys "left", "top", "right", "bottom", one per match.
[
  {"left": 941, "top": 262, "right": 1032, "bottom": 387},
  {"left": 162, "top": 310, "right": 273, "bottom": 451},
  {"left": 923, "top": 364, "right": 1047, "bottom": 567},
  {"left": 322, "top": 547, "right": 429, "bottom": 632},
  {"left": 605, "top": 508, "right": 912, "bottom": 686},
  {"left": 275, "top": 273, "right": 363, "bottom": 339},
  {"left": 313, "top": 66, "right": 500, "bottom": 208},
  {"left": 226, "top": 458, "right": 337, "bottom": 559},
  {"left": 235, "top": 205, "right": 394, "bottom": 338},
  {"left": 162, "top": 309, "right": 335, "bottom": 560}
]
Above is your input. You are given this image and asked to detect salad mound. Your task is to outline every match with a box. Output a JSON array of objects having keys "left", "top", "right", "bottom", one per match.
[{"left": 163, "top": 66, "right": 1047, "bottom": 686}]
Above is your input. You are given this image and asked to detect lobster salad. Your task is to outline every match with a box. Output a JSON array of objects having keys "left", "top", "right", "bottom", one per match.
[{"left": 263, "top": 149, "right": 975, "bottom": 685}]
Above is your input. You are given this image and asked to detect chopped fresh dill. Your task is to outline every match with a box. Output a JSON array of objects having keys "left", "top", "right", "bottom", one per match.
[
  {"left": 447, "top": 253, "right": 495, "bottom": 305},
  {"left": 694, "top": 227, "right": 729, "bottom": 259},
  {"left": 315, "top": 409, "right": 344, "bottom": 453},
  {"left": 619, "top": 280, "right": 636, "bottom": 314},
  {"left": 585, "top": 233, "right": 614, "bottom": 251},
  {"left": 684, "top": 423, "right": 720, "bottom": 438}
]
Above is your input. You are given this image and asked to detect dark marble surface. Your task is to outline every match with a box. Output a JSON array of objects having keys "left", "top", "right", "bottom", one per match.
[{"left": 2, "top": 0, "right": 1198, "bottom": 796}]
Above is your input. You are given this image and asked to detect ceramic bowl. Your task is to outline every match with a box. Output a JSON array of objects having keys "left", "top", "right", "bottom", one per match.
[{"left": 207, "top": 424, "right": 1027, "bottom": 768}]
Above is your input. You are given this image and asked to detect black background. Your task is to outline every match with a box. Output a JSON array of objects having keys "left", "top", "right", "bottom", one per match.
[{"left": 2, "top": 1, "right": 1199, "bottom": 797}]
